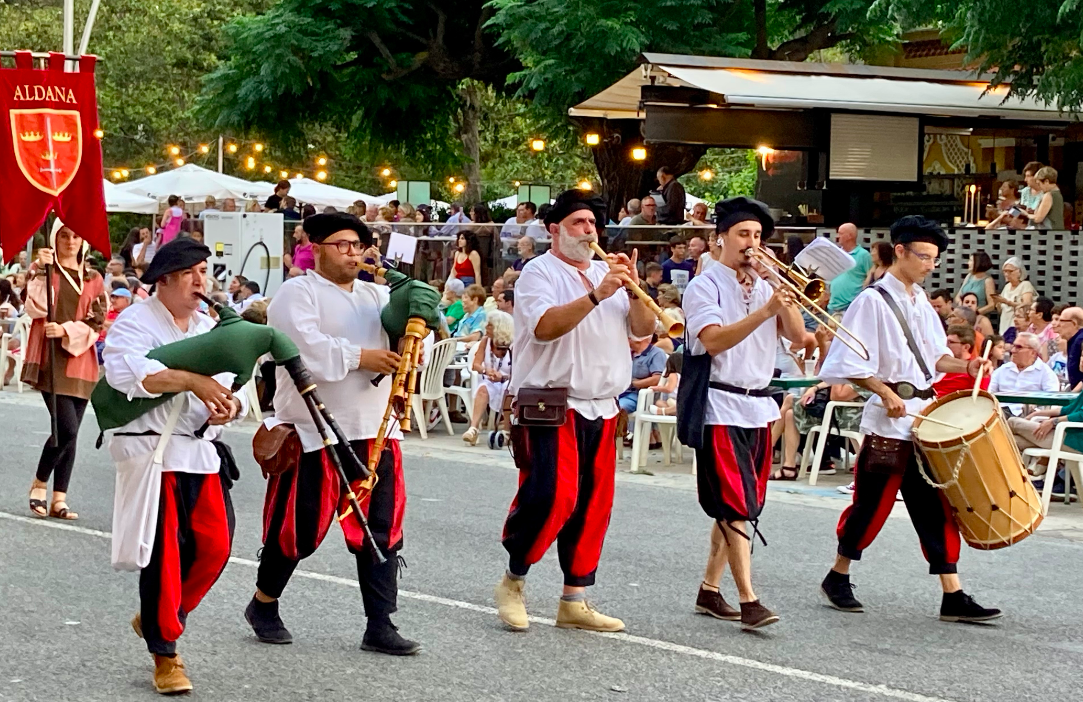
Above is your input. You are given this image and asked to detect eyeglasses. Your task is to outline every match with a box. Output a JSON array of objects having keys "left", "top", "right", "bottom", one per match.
[
  {"left": 318, "top": 239, "right": 364, "bottom": 254},
  {"left": 903, "top": 246, "right": 940, "bottom": 266}
]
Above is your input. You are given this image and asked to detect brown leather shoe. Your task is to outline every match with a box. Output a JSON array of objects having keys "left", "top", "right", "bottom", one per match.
[
  {"left": 740, "top": 600, "right": 780, "bottom": 630},
  {"left": 153, "top": 654, "right": 193, "bottom": 695},
  {"left": 695, "top": 586, "right": 740, "bottom": 621}
]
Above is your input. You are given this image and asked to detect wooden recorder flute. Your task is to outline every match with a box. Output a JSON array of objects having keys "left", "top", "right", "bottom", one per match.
[{"left": 588, "top": 242, "right": 685, "bottom": 338}]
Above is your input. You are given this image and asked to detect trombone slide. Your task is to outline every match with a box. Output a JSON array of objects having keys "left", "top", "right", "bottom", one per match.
[{"left": 587, "top": 242, "right": 685, "bottom": 338}]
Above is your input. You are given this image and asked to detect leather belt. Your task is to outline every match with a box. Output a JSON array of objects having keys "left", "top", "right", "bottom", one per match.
[
  {"left": 709, "top": 381, "right": 775, "bottom": 398},
  {"left": 885, "top": 381, "right": 935, "bottom": 400}
]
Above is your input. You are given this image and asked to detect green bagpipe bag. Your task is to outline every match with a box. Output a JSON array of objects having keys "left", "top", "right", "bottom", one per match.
[
  {"left": 379, "top": 268, "right": 442, "bottom": 339},
  {"left": 91, "top": 305, "right": 300, "bottom": 432}
]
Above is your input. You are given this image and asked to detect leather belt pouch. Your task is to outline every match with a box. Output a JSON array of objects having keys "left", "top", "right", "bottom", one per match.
[
  {"left": 252, "top": 423, "right": 302, "bottom": 478},
  {"left": 514, "top": 388, "right": 568, "bottom": 427},
  {"left": 861, "top": 434, "right": 913, "bottom": 476}
]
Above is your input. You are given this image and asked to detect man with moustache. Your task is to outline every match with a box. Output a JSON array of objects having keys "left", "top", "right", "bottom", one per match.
[
  {"left": 244, "top": 213, "right": 419, "bottom": 655},
  {"left": 494, "top": 190, "right": 655, "bottom": 633}
]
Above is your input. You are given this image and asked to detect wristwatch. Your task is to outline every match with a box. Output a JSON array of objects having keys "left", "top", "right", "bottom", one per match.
[{"left": 587, "top": 290, "right": 600, "bottom": 306}]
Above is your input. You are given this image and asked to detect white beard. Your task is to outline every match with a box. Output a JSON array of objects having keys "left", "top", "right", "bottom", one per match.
[{"left": 557, "top": 224, "right": 594, "bottom": 263}]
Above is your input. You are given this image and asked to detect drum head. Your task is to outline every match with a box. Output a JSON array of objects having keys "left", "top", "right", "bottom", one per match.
[{"left": 913, "top": 394, "right": 996, "bottom": 442}]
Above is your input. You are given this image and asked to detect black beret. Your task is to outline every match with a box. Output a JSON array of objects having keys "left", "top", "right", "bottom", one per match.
[
  {"left": 714, "top": 196, "right": 774, "bottom": 236},
  {"left": 543, "top": 189, "right": 607, "bottom": 227},
  {"left": 303, "top": 212, "right": 373, "bottom": 246},
  {"left": 141, "top": 238, "right": 211, "bottom": 284},
  {"left": 889, "top": 215, "right": 949, "bottom": 253}
]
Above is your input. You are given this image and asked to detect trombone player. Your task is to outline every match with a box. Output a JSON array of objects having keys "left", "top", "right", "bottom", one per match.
[
  {"left": 680, "top": 197, "right": 805, "bottom": 630},
  {"left": 246, "top": 213, "right": 421, "bottom": 655}
]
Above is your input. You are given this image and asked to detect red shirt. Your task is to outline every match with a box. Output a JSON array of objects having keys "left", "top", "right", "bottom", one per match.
[
  {"left": 98, "top": 309, "right": 119, "bottom": 343},
  {"left": 934, "top": 372, "right": 989, "bottom": 397}
]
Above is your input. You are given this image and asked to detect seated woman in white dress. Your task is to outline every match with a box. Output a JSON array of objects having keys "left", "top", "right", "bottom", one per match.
[{"left": 463, "top": 310, "right": 514, "bottom": 446}]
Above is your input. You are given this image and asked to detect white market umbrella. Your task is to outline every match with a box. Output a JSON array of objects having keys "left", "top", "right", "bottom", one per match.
[
  {"left": 283, "top": 176, "right": 378, "bottom": 210},
  {"left": 102, "top": 179, "right": 158, "bottom": 214},
  {"left": 489, "top": 194, "right": 517, "bottom": 209},
  {"left": 115, "top": 163, "right": 272, "bottom": 203}
]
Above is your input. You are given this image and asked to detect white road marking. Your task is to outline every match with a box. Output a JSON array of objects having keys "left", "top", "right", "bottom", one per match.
[{"left": 0, "top": 511, "right": 956, "bottom": 702}]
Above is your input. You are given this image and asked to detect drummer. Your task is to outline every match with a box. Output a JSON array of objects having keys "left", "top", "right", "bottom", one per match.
[{"left": 816, "top": 215, "right": 1001, "bottom": 623}]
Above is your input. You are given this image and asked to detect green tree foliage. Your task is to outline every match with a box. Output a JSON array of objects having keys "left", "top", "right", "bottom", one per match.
[
  {"left": 874, "top": 0, "right": 1083, "bottom": 110},
  {"left": 680, "top": 149, "right": 758, "bottom": 204}
]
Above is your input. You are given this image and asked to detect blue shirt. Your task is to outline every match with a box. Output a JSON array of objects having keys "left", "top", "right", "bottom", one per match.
[
  {"left": 827, "top": 246, "right": 873, "bottom": 313},
  {"left": 454, "top": 306, "right": 487, "bottom": 337},
  {"left": 661, "top": 257, "right": 696, "bottom": 291},
  {"left": 1068, "top": 329, "right": 1083, "bottom": 390},
  {"left": 439, "top": 211, "right": 472, "bottom": 236},
  {"left": 625, "top": 344, "right": 667, "bottom": 394}
]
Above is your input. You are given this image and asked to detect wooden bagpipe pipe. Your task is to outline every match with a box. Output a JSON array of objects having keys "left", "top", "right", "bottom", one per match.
[
  {"left": 336, "top": 260, "right": 442, "bottom": 522},
  {"left": 89, "top": 297, "right": 389, "bottom": 562}
]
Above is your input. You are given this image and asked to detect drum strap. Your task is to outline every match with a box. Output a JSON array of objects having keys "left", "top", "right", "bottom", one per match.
[{"left": 872, "top": 286, "right": 933, "bottom": 382}]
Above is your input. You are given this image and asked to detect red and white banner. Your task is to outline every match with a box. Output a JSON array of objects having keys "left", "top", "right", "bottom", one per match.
[{"left": 0, "top": 51, "right": 110, "bottom": 259}]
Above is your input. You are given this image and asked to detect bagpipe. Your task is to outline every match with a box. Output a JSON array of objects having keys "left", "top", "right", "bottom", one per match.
[
  {"left": 337, "top": 261, "right": 441, "bottom": 522},
  {"left": 90, "top": 297, "right": 389, "bottom": 561}
]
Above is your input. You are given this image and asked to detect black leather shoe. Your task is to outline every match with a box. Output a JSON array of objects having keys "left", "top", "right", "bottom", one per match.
[
  {"left": 821, "top": 571, "right": 864, "bottom": 612},
  {"left": 245, "top": 597, "right": 293, "bottom": 644},
  {"left": 940, "top": 591, "right": 1002, "bottom": 623},
  {"left": 361, "top": 620, "right": 420, "bottom": 656}
]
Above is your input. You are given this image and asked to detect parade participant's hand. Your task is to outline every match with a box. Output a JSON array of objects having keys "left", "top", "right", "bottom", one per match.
[
  {"left": 207, "top": 396, "right": 241, "bottom": 425},
  {"left": 1034, "top": 417, "right": 1059, "bottom": 440},
  {"left": 37, "top": 248, "right": 54, "bottom": 267},
  {"left": 44, "top": 322, "right": 67, "bottom": 339},
  {"left": 189, "top": 375, "right": 234, "bottom": 416},
  {"left": 605, "top": 249, "right": 640, "bottom": 286},
  {"left": 881, "top": 389, "right": 907, "bottom": 418},
  {"left": 359, "top": 349, "right": 402, "bottom": 375},
  {"left": 596, "top": 265, "right": 631, "bottom": 301},
  {"left": 967, "top": 357, "right": 993, "bottom": 378},
  {"left": 765, "top": 286, "right": 796, "bottom": 316}
]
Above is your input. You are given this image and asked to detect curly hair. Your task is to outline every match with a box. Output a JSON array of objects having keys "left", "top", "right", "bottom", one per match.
[{"left": 486, "top": 310, "right": 514, "bottom": 347}]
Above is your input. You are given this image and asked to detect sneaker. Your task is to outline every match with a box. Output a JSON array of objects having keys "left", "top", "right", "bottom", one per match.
[
  {"left": 462, "top": 427, "right": 479, "bottom": 446},
  {"left": 939, "top": 591, "right": 1002, "bottom": 623},
  {"left": 739, "top": 600, "right": 779, "bottom": 630},
  {"left": 838, "top": 482, "right": 855, "bottom": 495},
  {"left": 427, "top": 406, "right": 441, "bottom": 431},
  {"left": 820, "top": 571, "right": 863, "bottom": 612},
  {"left": 244, "top": 597, "right": 293, "bottom": 644},
  {"left": 361, "top": 619, "right": 421, "bottom": 655},
  {"left": 695, "top": 586, "right": 740, "bottom": 621},
  {"left": 818, "top": 464, "right": 837, "bottom": 476},
  {"left": 556, "top": 599, "right": 625, "bottom": 632},
  {"left": 153, "top": 654, "right": 193, "bottom": 695},
  {"left": 494, "top": 574, "right": 529, "bottom": 631}
]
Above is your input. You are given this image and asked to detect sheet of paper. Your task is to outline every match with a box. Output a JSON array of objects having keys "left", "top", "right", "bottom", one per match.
[{"left": 386, "top": 232, "right": 418, "bottom": 265}]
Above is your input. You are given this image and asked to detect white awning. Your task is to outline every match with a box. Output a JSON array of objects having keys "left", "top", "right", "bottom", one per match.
[
  {"left": 102, "top": 180, "right": 158, "bottom": 214},
  {"left": 571, "top": 56, "right": 1080, "bottom": 122}
]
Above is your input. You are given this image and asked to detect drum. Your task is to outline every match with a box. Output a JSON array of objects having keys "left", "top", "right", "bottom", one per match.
[{"left": 912, "top": 389, "right": 1043, "bottom": 550}]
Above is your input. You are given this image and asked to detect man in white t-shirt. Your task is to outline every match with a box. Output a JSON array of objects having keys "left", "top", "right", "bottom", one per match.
[{"left": 494, "top": 190, "right": 654, "bottom": 635}]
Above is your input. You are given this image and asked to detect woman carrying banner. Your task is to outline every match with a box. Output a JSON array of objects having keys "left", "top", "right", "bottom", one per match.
[{"left": 24, "top": 219, "right": 107, "bottom": 520}]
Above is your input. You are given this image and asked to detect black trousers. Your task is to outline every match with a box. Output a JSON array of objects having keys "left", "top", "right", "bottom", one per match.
[
  {"left": 35, "top": 393, "right": 87, "bottom": 493},
  {"left": 256, "top": 439, "right": 405, "bottom": 621}
]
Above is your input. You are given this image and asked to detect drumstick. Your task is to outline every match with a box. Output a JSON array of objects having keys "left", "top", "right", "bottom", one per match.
[
  {"left": 971, "top": 340, "right": 992, "bottom": 402},
  {"left": 587, "top": 242, "right": 684, "bottom": 338},
  {"left": 907, "top": 413, "right": 963, "bottom": 431}
]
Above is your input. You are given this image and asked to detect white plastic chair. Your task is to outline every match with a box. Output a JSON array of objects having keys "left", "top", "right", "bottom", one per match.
[
  {"left": 629, "top": 382, "right": 685, "bottom": 474},
  {"left": 798, "top": 400, "right": 866, "bottom": 485},
  {"left": 1022, "top": 420, "right": 1083, "bottom": 514},
  {"left": 409, "top": 337, "right": 460, "bottom": 438},
  {"left": 1, "top": 314, "right": 32, "bottom": 393}
]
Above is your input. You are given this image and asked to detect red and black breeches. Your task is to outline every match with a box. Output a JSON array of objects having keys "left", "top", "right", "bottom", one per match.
[
  {"left": 139, "top": 468, "right": 235, "bottom": 656},
  {"left": 502, "top": 410, "right": 617, "bottom": 587},
  {"left": 256, "top": 439, "right": 405, "bottom": 619},
  {"left": 836, "top": 436, "right": 961, "bottom": 575},
  {"left": 694, "top": 425, "right": 772, "bottom": 527}
]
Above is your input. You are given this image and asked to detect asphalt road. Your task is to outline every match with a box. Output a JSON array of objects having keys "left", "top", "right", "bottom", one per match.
[{"left": 1, "top": 392, "right": 1081, "bottom": 702}]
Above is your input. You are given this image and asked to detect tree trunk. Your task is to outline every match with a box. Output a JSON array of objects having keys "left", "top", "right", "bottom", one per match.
[
  {"left": 458, "top": 81, "right": 482, "bottom": 204},
  {"left": 576, "top": 118, "right": 706, "bottom": 222},
  {"left": 752, "top": 0, "right": 769, "bottom": 60}
]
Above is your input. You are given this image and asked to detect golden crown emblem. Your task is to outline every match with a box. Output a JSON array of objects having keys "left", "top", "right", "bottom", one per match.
[
  {"left": 41, "top": 151, "right": 58, "bottom": 160},
  {"left": 52, "top": 132, "right": 73, "bottom": 142},
  {"left": 19, "top": 131, "right": 43, "bottom": 142}
]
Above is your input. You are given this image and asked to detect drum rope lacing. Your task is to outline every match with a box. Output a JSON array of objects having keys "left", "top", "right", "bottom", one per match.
[{"left": 914, "top": 441, "right": 969, "bottom": 490}]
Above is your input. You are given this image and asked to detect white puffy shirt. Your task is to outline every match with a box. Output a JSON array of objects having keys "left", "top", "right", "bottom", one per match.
[
  {"left": 988, "top": 359, "right": 1060, "bottom": 414},
  {"left": 683, "top": 263, "right": 780, "bottom": 429},
  {"left": 510, "top": 252, "right": 631, "bottom": 420},
  {"left": 819, "top": 272, "right": 952, "bottom": 440},
  {"left": 267, "top": 270, "right": 400, "bottom": 452},
  {"left": 103, "top": 296, "right": 249, "bottom": 475}
]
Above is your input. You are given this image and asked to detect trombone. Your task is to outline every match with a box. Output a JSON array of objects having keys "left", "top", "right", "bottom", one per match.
[{"left": 743, "top": 246, "right": 870, "bottom": 361}]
